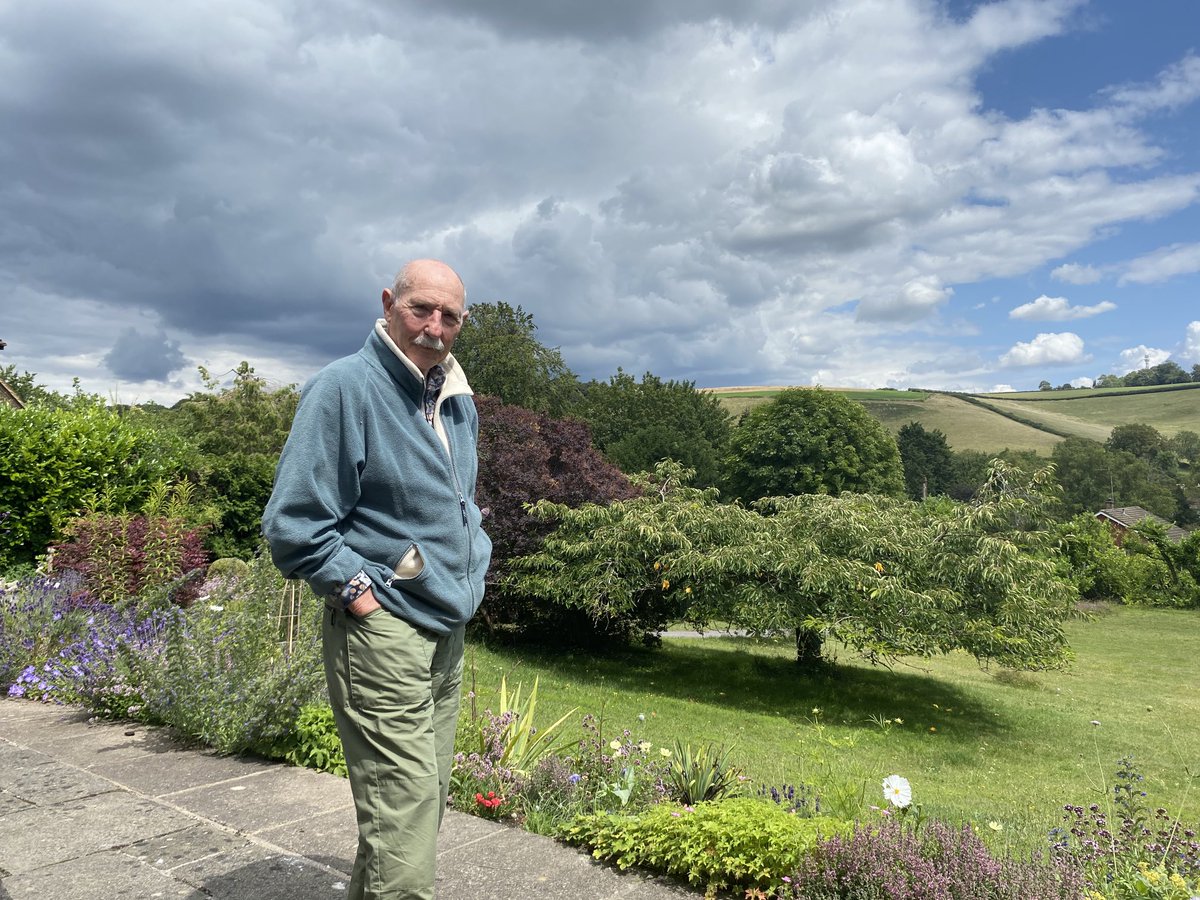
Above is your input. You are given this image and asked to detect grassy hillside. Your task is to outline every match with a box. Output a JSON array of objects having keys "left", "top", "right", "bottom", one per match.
[
  {"left": 861, "top": 392, "right": 1062, "bottom": 454},
  {"left": 709, "top": 383, "right": 1199, "bottom": 455},
  {"left": 975, "top": 386, "right": 1200, "bottom": 438}
]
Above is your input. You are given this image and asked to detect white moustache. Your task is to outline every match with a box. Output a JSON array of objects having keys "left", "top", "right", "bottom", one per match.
[{"left": 413, "top": 334, "right": 445, "bottom": 352}]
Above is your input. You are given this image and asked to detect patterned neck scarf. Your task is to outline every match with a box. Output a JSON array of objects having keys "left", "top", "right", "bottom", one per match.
[{"left": 422, "top": 364, "right": 446, "bottom": 425}]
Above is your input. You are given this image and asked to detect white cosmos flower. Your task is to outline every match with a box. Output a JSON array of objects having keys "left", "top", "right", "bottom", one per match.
[{"left": 882, "top": 774, "right": 912, "bottom": 809}]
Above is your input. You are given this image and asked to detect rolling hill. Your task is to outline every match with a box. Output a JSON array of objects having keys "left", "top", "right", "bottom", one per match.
[{"left": 707, "top": 383, "right": 1200, "bottom": 456}]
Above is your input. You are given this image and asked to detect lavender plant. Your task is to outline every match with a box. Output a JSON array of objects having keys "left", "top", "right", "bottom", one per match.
[
  {"left": 792, "top": 819, "right": 1086, "bottom": 900},
  {"left": 128, "top": 554, "right": 325, "bottom": 755},
  {"left": 1, "top": 574, "right": 92, "bottom": 697}
]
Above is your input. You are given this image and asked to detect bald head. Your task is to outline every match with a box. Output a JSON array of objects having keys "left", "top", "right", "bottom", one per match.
[{"left": 381, "top": 259, "right": 468, "bottom": 374}]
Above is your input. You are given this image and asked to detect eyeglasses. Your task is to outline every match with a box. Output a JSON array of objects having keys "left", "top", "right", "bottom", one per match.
[{"left": 402, "top": 301, "right": 464, "bottom": 329}]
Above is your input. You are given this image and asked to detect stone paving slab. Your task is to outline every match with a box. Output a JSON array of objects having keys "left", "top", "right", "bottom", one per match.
[
  {"left": 253, "top": 804, "right": 358, "bottom": 867},
  {"left": 0, "top": 849, "right": 190, "bottom": 900},
  {"left": 169, "top": 845, "right": 347, "bottom": 900},
  {"left": 165, "top": 765, "right": 354, "bottom": 834},
  {"left": 94, "top": 747, "right": 276, "bottom": 800},
  {"left": 0, "top": 699, "right": 701, "bottom": 900},
  {"left": 0, "top": 791, "right": 197, "bottom": 876}
]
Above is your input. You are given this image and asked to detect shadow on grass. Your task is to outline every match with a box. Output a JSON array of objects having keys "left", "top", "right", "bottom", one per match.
[{"left": 467, "top": 634, "right": 1017, "bottom": 744}]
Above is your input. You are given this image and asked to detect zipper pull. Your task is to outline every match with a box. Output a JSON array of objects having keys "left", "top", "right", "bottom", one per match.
[{"left": 459, "top": 494, "right": 467, "bottom": 525}]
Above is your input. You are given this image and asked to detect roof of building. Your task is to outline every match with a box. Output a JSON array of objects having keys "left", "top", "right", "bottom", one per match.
[
  {"left": 1095, "top": 506, "right": 1188, "bottom": 543},
  {"left": 0, "top": 377, "right": 24, "bottom": 409}
]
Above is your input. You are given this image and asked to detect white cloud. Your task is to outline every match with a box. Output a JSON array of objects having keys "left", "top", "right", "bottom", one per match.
[
  {"left": 1180, "top": 321, "right": 1200, "bottom": 364},
  {"left": 0, "top": 0, "right": 1198, "bottom": 399},
  {"left": 1050, "top": 262, "right": 1102, "bottom": 284},
  {"left": 1070, "top": 376, "right": 1094, "bottom": 388},
  {"left": 1115, "top": 345, "right": 1172, "bottom": 374},
  {"left": 1009, "top": 294, "right": 1116, "bottom": 320},
  {"left": 1106, "top": 53, "right": 1200, "bottom": 113},
  {"left": 855, "top": 276, "right": 953, "bottom": 323},
  {"left": 1119, "top": 242, "right": 1200, "bottom": 285},
  {"left": 1000, "top": 332, "right": 1089, "bottom": 367},
  {"left": 990, "top": 384, "right": 1017, "bottom": 392}
]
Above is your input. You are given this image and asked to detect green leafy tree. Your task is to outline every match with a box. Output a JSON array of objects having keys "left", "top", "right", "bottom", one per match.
[
  {"left": 169, "top": 362, "right": 299, "bottom": 558},
  {"left": 574, "top": 370, "right": 732, "bottom": 487},
  {"left": 1151, "top": 360, "right": 1191, "bottom": 385},
  {"left": 1051, "top": 436, "right": 1177, "bottom": 520},
  {"left": 0, "top": 364, "right": 93, "bottom": 409},
  {"left": 1124, "top": 521, "right": 1200, "bottom": 607},
  {"left": 722, "top": 388, "right": 904, "bottom": 502},
  {"left": 1105, "top": 424, "right": 1165, "bottom": 465},
  {"left": 1192, "top": 364, "right": 1200, "bottom": 382},
  {"left": 945, "top": 449, "right": 993, "bottom": 501},
  {"left": 452, "top": 302, "right": 580, "bottom": 416},
  {"left": 1168, "top": 429, "right": 1200, "bottom": 466},
  {"left": 511, "top": 461, "right": 1077, "bottom": 670},
  {"left": 1094, "top": 373, "right": 1123, "bottom": 388},
  {"left": 896, "top": 422, "right": 954, "bottom": 500}
]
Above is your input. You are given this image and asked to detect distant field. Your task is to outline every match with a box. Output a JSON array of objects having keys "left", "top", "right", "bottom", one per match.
[
  {"left": 979, "top": 383, "right": 1200, "bottom": 402},
  {"left": 710, "top": 387, "right": 930, "bottom": 422},
  {"left": 861, "top": 392, "right": 1062, "bottom": 454},
  {"left": 707, "top": 382, "right": 1199, "bottom": 455},
  {"left": 974, "top": 388, "right": 1200, "bottom": 438}
]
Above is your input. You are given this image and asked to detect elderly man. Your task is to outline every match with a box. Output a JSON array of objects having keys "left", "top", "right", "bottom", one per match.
[{"left": 262, "top": 259, "right": 491, "bottom": 899}]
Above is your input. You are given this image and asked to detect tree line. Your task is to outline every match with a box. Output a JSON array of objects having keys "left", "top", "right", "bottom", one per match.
[
  {"left": 2, "top": 303, "right": 1197, "bottom": 672},
  {"left": 1039, "top": 359, "right": 1200, "bottom": 391}
]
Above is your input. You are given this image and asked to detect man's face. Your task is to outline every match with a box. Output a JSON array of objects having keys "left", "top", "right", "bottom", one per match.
[{"left": 382, "top": 261, "right": 466, "bottom": 374}]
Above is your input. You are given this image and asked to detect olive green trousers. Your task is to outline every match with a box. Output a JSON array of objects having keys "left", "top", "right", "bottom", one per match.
[{"left": 323, "top": 605, "right": 464, "bottom": 900}]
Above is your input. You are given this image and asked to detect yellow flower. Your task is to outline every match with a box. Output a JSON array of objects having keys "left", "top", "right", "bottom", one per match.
[
  {"left": 684, "top": 586, "right": 692, "bottom": 594},
  {"left": 893, "top": 718, "right": 904, "bottom": 725},
  {"left": 929, "top": 726, "right": 937, "bottom": 733},
  {"left": 609, "top": 739, "right": 622, "bottom": 751},
  {"left": 874, "top": 562, "right": 885, "bottom": 573},
  {"left": 662, "top": 579, "right": 670, "bottom": 589},
  {"left": 987, "top": 821, "right": 1002, "bottom": 832},
  {"left": 653, "top": 562, "right": 661, "bottom": 571},
  {"left": 659, "top": 747, "right": 672, "bottom": 757}
]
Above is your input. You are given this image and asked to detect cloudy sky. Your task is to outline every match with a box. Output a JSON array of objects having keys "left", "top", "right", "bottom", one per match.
[{"left": 2, "top": 0, "right": 1199, "bottom": 403}]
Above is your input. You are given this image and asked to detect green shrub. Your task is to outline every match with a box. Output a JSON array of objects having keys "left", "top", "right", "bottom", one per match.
[
  {"left": 281, "top": 705, "right": 346, "bottom": 777},
  {"left": 206, "top": 557, "right": 252, "bottom": 581},
  {"left": 563, "top": 797, "right": 850, "bottom": 896},
  {"left": 0, "top": 401, "right": 190, "bottom": 568}
]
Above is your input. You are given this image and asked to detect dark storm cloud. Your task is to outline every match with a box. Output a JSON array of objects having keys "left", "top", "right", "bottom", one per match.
[
  {"left": 103, "top": 328, "right": 188, "bottom": 381},
  {"left": 425, "top": 0, "right": 812, "bottom": 40},
  {"left": 1, "top": 0, "right": 1197, "bottom": 402}
]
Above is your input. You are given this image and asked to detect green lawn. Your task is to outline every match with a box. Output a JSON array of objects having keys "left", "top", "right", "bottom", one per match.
[{"left": 463, "top": 606, "right": 1200, "bottom": 849}]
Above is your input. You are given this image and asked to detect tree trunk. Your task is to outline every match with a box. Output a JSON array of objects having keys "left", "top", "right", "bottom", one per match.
[{"left": 795, "top": 626, "right": 824, "bottom": 669}]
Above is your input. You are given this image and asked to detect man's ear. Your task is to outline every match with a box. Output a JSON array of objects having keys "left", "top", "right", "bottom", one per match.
[{"left": 381, "top": 289, "right": 394, "bottom": 311}]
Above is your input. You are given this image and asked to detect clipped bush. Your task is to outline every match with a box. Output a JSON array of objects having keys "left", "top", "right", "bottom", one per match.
[
  {"left": 206, "top": 557, "right": 252, "bottom": 581},
  {"left": 0, "top": 400, "right": 190, "bottom": 568},
  {"left": 563, "top": 797, "right": 850, "bottom": 896}
]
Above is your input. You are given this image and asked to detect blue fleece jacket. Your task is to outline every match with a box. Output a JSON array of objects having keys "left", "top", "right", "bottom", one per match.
[{"left": 261, "top": 324, "right": 492, "bottom": 635}]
